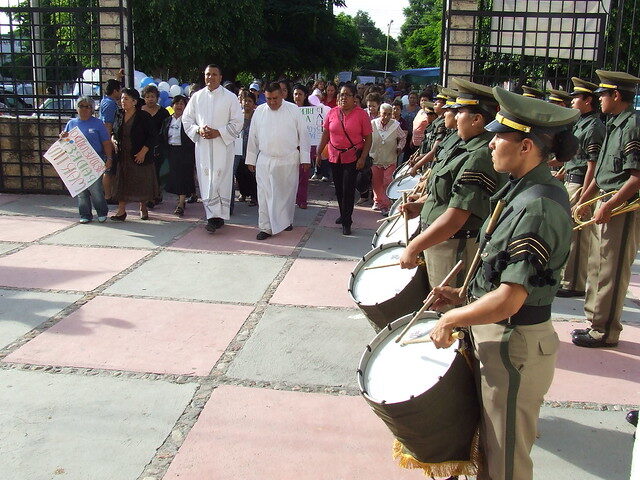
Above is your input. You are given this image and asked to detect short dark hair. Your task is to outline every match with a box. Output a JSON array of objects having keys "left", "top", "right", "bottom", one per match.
[
  {"left": 366, "top": 92, "right": 382, "bottom": 104},
  {"left": 419, "top": 90, "right": 431, "bottom": 100},
  {"left": 141, "top": 85, "right": 159, "bottom": 98},
  {"left": 245, "top": 92, "right": 256, "bottom": 103},
  {"left": 205, "top": 64, "right": 222, "bottom": 74},
  {"left": 171, "top": 95, "right": 187, "bottom": 106},
  {"left": 341, "top": 83, "right": 357, "bottom": 96},
  {"left": 105, "top": 79, "right": 121, "bottom": 96},
  {"left": 265, "top": 82, "right": 282, "bottom": 93},
  {"left": 392, "top": 99, "right": 403, "bottom": 108},
  {"left": 121, "top": 87, "right": 141, "bottom": 109},
  {"left": 619, "top": 89, "right": 635, "bottom": 103}
]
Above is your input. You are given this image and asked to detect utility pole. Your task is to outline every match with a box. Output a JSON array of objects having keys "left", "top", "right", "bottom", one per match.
[{"left": 384, "top": 19, "right": 394, "bottom": 75}]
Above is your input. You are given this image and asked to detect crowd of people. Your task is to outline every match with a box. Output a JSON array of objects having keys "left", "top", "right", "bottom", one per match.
[{"left": 55, "top": 64, "right": 640, "bottom": 480}]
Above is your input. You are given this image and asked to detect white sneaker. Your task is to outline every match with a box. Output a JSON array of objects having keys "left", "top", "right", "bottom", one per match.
[
  {"left": 320, "top": 176, "right": 330, "bottom": 182},
  {"left": 311, "top": 174, "right": 321, "bottom": 180}
]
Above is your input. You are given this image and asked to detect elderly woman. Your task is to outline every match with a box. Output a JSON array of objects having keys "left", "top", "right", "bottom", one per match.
[
  {"left": 61, "top": 96, "right": 113, "bottom": 223},
  {"left": 370, "top": 103, "right": 406, "bottom": 215},
  {"left": 160, "top": 95, "right": 195, "bottom": 216},
  {"left": 141, "top": 84, "right": 170, "bottom": 206},
  {"left": 316, "top": 83, "right": 372, "bottom": 235},
  {"left": 111, "top": 88, "right": 158, "bottom": 221}
]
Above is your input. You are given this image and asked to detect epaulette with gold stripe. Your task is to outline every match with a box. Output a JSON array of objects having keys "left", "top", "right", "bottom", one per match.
[
  {"left": 456, "top": 170, "right": 497, "bottom": 194},
  {"left": 506, "top": 233, "right": 550, "bottom": 269},
  {"left": 623, "top": 140, "right": 640, "bottom": 155},
  {"left": 586, "top": 143, "right": 601, "bottom": 154}
]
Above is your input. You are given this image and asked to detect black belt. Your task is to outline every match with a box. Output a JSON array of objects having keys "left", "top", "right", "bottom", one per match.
[
  {"left": 169, "top": 144, "right": 182, "bottom": 147},
  {"left": 498, "top": 304, "right": 551, "bottom": 326},
  {"left": 450, "top": 229, "right": 478, "bottom": 240},
  {"left": 566, "top": 173, "right": 585, "bottom": 184}
]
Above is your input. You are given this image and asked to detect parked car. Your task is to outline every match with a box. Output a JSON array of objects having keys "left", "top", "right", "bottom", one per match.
[{"left": 0, "top": 87, "right": 33, "bottom": 113}]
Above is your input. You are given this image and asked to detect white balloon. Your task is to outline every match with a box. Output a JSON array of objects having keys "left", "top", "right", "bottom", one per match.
[
  {"left": 91, "top": 69, "right": 100, "bottom": 82},
  {"left": 183, "top": 86, "right": 190, "bottom": 96},
  {"left": 158, "top": 81, "right": 170, "bottom": 92},
  {"left": 82, "top": 69, "right": 93, "bottom": 81},
  {"left": 168, "top": 77, "right": 179, "bottom": 86},
  {"left": 169, "top": 84, "right": 182, "bottom": 97},
  {"left": 154, "top": 78, "right": 162, "bottom": 84}
]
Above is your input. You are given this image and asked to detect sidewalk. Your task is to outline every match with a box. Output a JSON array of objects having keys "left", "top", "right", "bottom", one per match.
[{"left": 0, "top": 182, "right": 637, "bottom": 480}]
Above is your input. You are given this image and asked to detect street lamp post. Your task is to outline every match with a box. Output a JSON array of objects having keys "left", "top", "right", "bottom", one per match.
[{"left": 384, "top": 20, "right": 393, "bottom": 75}]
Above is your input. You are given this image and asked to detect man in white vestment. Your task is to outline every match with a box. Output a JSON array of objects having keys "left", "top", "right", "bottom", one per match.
[
  {"left": 182, "top": 64, "right": 243, "bottom": 233},
  {"left": 246, "top": 82, "right": 311, "bottom": 240}
]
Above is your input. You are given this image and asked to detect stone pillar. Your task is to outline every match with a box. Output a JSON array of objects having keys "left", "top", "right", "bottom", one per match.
[
  {"left": 99, "top": 0, "right": 130, "bottom": 86},
  {"left": 442, "top": 0, "right": 477, "bottom": 86}
]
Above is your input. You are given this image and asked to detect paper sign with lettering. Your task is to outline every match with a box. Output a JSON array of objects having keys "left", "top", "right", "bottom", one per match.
[
  {"left": 299, "top": 105, "right": 330, "bottom": 146},
  {"left": 44, "top": 127, "right": 105, "bottom": 197}
]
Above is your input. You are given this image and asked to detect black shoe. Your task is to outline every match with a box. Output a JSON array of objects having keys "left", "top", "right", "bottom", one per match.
[
  {"left": 556, "top": 288, "right": 585, "bottom": 298},
  {"left": 110, "top": 212, "right": 127, "bottom": 221},
  {"left": 626, "top": 410, "right": 638, "bottom": 427},
  {"left": 212, "top": 217, "right": 225, "bottom": 228},
  {"left": 205, "top": 218, "right": 217, "bottom": 233},
  {"left": 571, "top": 327, "right": 591, "bottom": 336},
  {"left": 342, "top": 225, "right": 352, "bottom": 235},
  {"left": 187, "top": 194, "right": 198, "bottom": 204},
  {"left": 572, "top": 332, "right": 618, "bottom": 348},
  {"left": 106, "top": 198, "right": 119, "bottom": 205},
  {"left": 146, "top": 200, "right": 155, "bottom": 209},
  {"left": 335, "top": 216, "right": 342, "bottom": 224},
  {"left": 256, "top": 231, "right": 272, "bottom": 240},
  {"left": 285, "top": 224, "right": 293, "bottom": 231}
]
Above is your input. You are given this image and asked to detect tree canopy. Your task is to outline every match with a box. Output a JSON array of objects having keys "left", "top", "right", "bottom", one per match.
[{"left": 398, "top": 0, "right": 443, "bottom": 69}]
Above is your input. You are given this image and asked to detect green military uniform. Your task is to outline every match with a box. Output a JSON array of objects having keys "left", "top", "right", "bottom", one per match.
[
  {"left": 417, "top": 79, "right": 505, "bottom": 289},
  {"left": 560, "top": 78, "right": 605, "bottom": 293},
  {"left": 577, "top": 70, "right": 640, "bottom": 346},
  {"left": 521, "top": 84, "right": 546, "bottom": 99},
  {"left": 469, "top": 86, "right": 577, "bottom": 480}
]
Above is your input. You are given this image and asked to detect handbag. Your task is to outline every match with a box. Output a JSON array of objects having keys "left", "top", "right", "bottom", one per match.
[{"left": 334, "top": 110, "right": 362, "bottom": 162}]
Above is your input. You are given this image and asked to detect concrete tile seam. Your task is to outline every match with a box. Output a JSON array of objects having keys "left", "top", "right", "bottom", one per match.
[
  {"left": 217, "top": 376, "right": 359, "bottom": 397},
  {"left": 164, "top": 246, "right": 295, "bottom": 260},
  {"left": 0, "top": 242, "right": 27, "bottom": 258},
  {"left": 99, "top": 292, "right": 258, "bottom": 307},
  {"left": 543, "top": 400, "right": 639, "bottom": 411}
]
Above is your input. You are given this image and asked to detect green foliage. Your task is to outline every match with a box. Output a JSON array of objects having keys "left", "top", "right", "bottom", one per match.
[
  {"left": 342, "top": 10, "right": 400, "bottom": 72},
  {"left": 399, "top": 0, "right": 443, "bottom": 69}
]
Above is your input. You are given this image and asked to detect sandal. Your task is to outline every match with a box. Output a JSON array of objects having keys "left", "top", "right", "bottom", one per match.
[
  {"left": 248, "top": 197, "right": 257, "bottom": 207},
  {"left": 174, "top": 205, "right": 184, "bottom": 217}
]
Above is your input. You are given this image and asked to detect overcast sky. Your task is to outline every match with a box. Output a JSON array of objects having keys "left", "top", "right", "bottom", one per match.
[{"left": 336, "top": 0, "right": 409, "bottom": 38}]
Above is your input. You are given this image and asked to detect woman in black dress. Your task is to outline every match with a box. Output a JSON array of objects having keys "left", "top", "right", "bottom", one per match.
[
  {"left": 141, "top": 84, "right": 170, "bottom": 206},
  {"left": 160, "top": 95, "right": 196, "bottom": 216},
  {"left": 111, "top": 88, "right": 158, "bottom": 221}
]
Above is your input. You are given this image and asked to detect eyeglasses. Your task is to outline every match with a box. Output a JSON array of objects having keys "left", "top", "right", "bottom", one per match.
[
  {"left": 338, "top": 93, "right": 354, "bottom": 98},
  {"left": 78, "top": 105, "right": 91, "bottom": 109}
]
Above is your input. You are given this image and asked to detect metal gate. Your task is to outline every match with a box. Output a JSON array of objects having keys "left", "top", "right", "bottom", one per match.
[
  {"left": 442, "top": 0, "right": 640, "bottom": 92},
  {"left": 0, "top": 0, "right": 133, "bottom": 194}
]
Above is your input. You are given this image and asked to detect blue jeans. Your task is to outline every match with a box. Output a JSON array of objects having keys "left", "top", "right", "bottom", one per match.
[{"left": 78, "top": 176, "right": 108, "bottom": 220}]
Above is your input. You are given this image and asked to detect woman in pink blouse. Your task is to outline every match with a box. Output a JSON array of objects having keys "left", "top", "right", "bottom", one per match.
[{"left": 317, "top": 83, "right": 372, "bottom": 235}]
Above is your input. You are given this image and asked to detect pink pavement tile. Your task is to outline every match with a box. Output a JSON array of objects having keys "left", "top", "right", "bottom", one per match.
[
  {"left": 163, "top": 385, "right": 420, "bottom": 480},
  {"left": 548, "top": 321, "right": 640, "bottom": 405},
  {"left": 270, "top": 258, "right": 358, "bottom": 308},
  {"left": 169, "top": 223, "right": 305, "bottom": 256},
  {"left": 122, "top": 201, "right": 204, "bottom": 223},
  {"left": 319, "top": 205, "right": 382, "bottom": 230},
  {"left": 629, "top": 274, "right": 639, "bottom": 305},
  {"left": 0, "top": 244, "right": 148, "bottom": 291},
  {"left": 4, "top": 296, "right": 252, "bottom": 376},
  {"left": 0, "top": 215, "right": 75, "bottom": 242},
  {"left": 0, "top": 194, "right": 19, "bottom": 206}
]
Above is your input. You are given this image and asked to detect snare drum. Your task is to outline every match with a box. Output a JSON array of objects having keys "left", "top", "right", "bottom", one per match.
[
  {"left": 387, "top": 173, "right": 420, "bottom": 201},
  {"left": 371, "top": 214, "right": 420, "bottom": 248},
  {"left": 357, "top": 312, "right": 480, "bottom": 475},
  {"left": 349, "top": 243, "right": 429, "bottom": 331},
  {"left": 393, "top": 161, "right": 411, "bottom": 179}
]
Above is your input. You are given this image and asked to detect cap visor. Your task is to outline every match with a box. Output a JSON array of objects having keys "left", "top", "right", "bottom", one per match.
[
  {"left": 594, "top": 87, "right": 612, "bottom": 94},
  {"left": 485, "top": 120, "right": 518, "bottom": 133}
]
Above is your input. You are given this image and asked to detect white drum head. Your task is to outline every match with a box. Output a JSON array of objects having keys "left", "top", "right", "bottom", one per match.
[
  {"left": 387, "top": 174, "right": 420, "bottom": 201},
  {"left": 362, "top": 313, "right": 457, "bottom": 404},
  {"left": 373, "top": 215, "right": 420, "bottom": 248},
  {"left": 352, "top": 246, "right": 418, "bottom": 305}
]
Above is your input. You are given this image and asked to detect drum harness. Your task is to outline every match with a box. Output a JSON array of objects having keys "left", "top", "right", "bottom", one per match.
[{"left": 466, "top": 183, "right": 571, "bottom": 328}]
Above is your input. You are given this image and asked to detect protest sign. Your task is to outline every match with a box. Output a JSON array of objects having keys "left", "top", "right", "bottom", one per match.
[
  {"left": 44, "top": 127, "right": 105, "bottom": 197},
  {"left": 299, "top": 105, "right": 329, "bottom": 146}
]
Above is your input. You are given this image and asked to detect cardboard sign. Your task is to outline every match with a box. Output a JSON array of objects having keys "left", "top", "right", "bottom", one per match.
[
  {"left": 44, "top": 127, "right": 105, "bottom": 197},
  {"left": 299, "top": 105, "right": 329, "bottom": 146}
]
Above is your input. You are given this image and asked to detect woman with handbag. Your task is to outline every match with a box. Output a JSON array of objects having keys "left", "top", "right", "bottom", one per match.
[
  {"left": 111, "top": 88, "right": 159, "bottom": 221},
  {"left": 317, "top": 83, "right": 372, "bottom": 235}
]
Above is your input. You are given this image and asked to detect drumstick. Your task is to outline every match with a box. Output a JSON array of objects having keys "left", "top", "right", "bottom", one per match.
[
  {"left": 401, "top": 330, "right": 465, "bottom": 345},
  {"left": 376, "top": 212, "right": 402, "bottom": 222},
  {"left": 460, "top": 200, "right": 506, "bottom": 297},
  {"left": 394, "top": 260, "right": 464, "bottom": 344},
  {"left": 363, "top": 258, "right": 425, "bottom": 270},
  {"left": 402, "top": 192, "right": 409, "bottom": 245}
]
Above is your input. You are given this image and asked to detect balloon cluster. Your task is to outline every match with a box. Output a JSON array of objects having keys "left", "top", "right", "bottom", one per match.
[{"left": 135, "top": 71, "right": 189, "bottom": 108}]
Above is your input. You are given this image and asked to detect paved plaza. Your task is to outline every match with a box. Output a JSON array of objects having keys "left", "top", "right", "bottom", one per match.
[{"left": 0, "top": 182, "right": 637, "bottom": 480}]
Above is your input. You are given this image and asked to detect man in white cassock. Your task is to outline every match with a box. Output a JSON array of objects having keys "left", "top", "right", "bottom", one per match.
[
  {"left": 246, "top": 82, "right": 311, "bottom": 240},
  {"left": 182, "top": 64, "right": 243, "bottom": 233}
]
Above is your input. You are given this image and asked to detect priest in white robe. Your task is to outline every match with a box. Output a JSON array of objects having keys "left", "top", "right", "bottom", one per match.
[
  {"left": 182, "top": 64, "right": 243, "bottom": 233},
  {"left": 246, "top": 82, "right": 311, "bottom": 240}
]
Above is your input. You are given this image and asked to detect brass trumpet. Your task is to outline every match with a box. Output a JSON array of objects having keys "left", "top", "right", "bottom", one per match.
[{"left": 573, "top": 190, "right": 640, "bottom": 230}]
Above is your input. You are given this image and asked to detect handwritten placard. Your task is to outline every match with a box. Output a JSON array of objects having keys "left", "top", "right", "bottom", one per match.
[
  {"left": 44, "top": 127, "right": 105, "bottom": 197},
  {"left": 299, "top": 105, "right": 329, "bottom": 146}
]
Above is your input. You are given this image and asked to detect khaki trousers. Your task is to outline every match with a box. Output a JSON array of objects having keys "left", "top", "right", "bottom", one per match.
[
  {"left": 561, "top": 181, "right": 593, "bottom": 291},
  {"left": 471, "top": 321, "right": 559, "bottom": 480},
  {"left": 424, "top": 237, "right": 478, "bottom": 290},
  {"left": 584, "top": 203, "right": 640, "bottom": 343}
]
